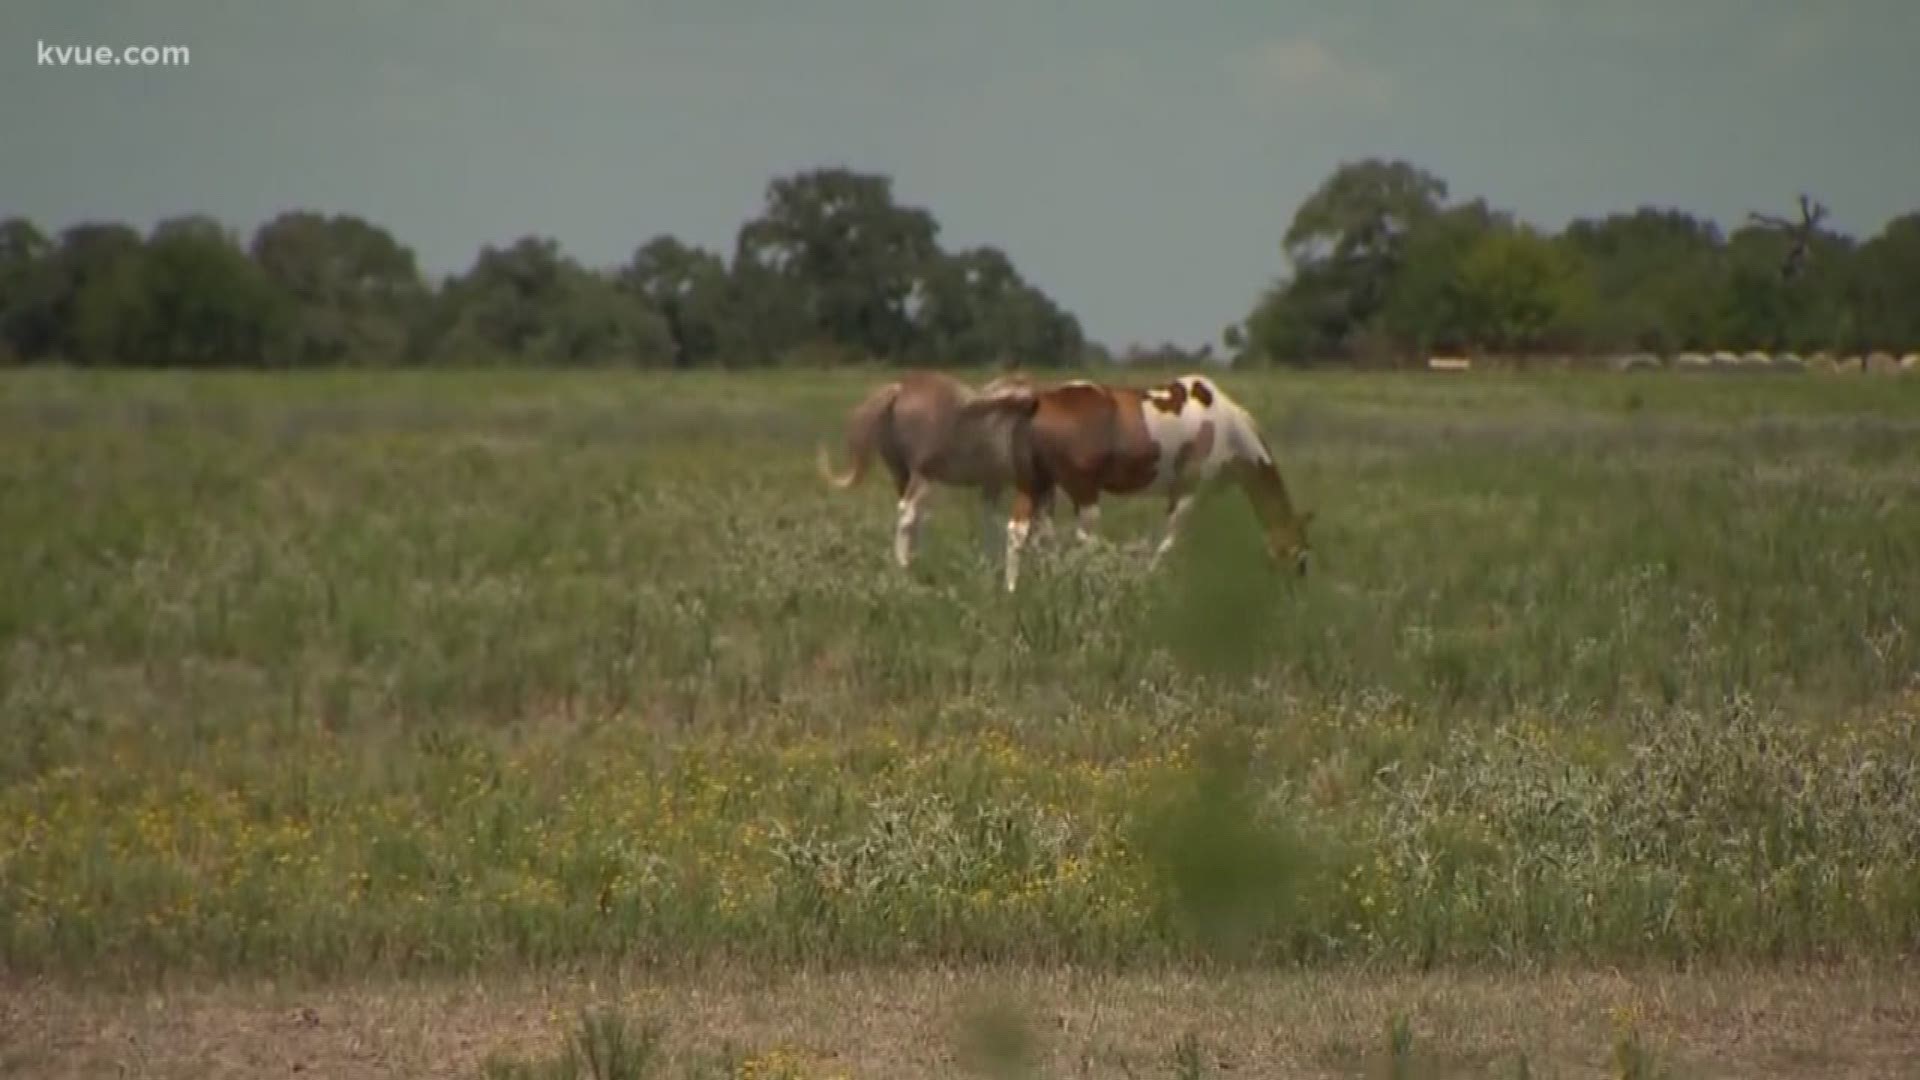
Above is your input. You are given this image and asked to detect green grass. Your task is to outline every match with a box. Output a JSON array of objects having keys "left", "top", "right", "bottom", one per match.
[{"left": 2, "top": 365, "right": 1918, "bottom": 980}]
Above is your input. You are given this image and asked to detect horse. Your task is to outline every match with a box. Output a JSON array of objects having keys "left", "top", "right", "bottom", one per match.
[
  {"left": 816, "top": 369, "right": 1060, "bottom": 570},
  {"left": 973, "top": 373, "right": 1315, "bottom": 592}
]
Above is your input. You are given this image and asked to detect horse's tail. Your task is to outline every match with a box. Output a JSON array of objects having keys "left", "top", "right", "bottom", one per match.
[{"left": 817, "top": 380, "right": 902, "bottom": 490}]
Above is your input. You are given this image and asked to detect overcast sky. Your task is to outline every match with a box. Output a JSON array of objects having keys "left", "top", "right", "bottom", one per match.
[{"left": 6, "top": 1, "right": 1917, "bottom": 350}]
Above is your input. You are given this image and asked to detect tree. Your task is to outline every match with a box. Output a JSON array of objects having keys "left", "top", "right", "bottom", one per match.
[
  {"left": 138, "top": 214, "right": 290, "bottom": 366},
  {"left": 1450, "top": 223, "right": 1594, "bottom": 354},
  {"left": 41, "top": 222, "right": 151, "bottom": 365},
  {"left": 1557, "top": 208, "right": 1727, "bottom": 353},
  {"left": 715, "top": 257, "right": 810, "bottom": 366},
  {"left": 1379, "top": 199, "right": 1508, "bottom": 356},
  {"left": 0, "top": 218, "right": 53, "bottom": 361},
  {"left": 911, "top": 246, "right": 1084, "bottom": 367},
  {"left": 1746, "top": 193, "right": 1829, "bottom": 282},
  {"left": 732, "top": 167, "right": 942, "bottom": 360},
  {"left": 1247, "top": 159, "right": 1450, "bottom": 364},
  {"left": 1849, "top": 213, "right": 1920, "bottom": 350},
  {"left": 618, "top": 236, "right": 730, "bottom": 367},
  {"left": 427, "top": 237, "right": 673, "bottom": 366},
  {"left": 1284, "top": 159, "right": 1449, "bottom": 267},
  {"left": 1286, "top": 159, "right": 1448, "bottom": 346},
  {"left": 1715, "top": 222, "right": 1855, "bottom": 351},
  {"left": 250, "top": 211, "right": 427, "bottom": 366},
  {"left": 1241, "top": 274, "right": 1332, "bottom": 364}
]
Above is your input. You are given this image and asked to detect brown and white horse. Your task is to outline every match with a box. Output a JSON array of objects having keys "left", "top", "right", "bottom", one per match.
[
  {"left": 817, "top": 370, "right": 1059, "bottom": 569},
  {"left": 975, "top": 374, "right": 1314, "bottom": 592}
]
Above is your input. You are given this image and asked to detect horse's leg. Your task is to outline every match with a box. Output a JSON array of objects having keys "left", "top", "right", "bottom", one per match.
[
  {"left": 894, "top": 475, "right": 930, "bottom": 569},
  {"left": 1054, "top": 474, "right": 1105, "bottom": 547},
  {"left": 1033, "top": 489, "right": 1060, "bottom": 546},
  {"left": 1148, "top": 490, "right": 1199, "bottom": 569},
  {"left": 1004, "top": 488, "right": 1039, "bottom": 592},
  {"left": 1072, "top": 499, "right": 1103, "bottom": 545}
]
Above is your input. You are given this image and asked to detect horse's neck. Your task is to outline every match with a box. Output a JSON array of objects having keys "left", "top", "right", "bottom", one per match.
[
  {"left": 1221, "top": 409, "right": 1299, "bottom": 527},
  {"left": 1217, "top": 402, "right": 1272, "bottom": 467}
]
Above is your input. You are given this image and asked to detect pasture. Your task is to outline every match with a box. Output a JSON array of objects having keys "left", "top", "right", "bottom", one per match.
[{"left": 3, "top": 366, "right": 1919, "bottom": 1077}]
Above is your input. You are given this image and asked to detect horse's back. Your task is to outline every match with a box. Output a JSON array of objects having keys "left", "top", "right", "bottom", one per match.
[{"left": 1031, "top": 383, "right": 1126, "bottom": 452}]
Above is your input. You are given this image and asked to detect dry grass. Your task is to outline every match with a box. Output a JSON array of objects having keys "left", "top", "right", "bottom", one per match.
[{"left": 5, "top": 964, "right": 1918, "bottom": 1079}]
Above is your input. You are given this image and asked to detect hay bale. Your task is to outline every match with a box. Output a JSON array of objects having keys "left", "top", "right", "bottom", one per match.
[{"left": 1867, "top": 351, "right": 1900, "bottom": 375}]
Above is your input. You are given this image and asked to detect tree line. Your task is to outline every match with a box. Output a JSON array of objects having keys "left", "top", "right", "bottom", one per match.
[
  {"left": 3, "top": 160, "right": 1916, "bottom": 370},
  {"left": 1238, "top": 160, "right": 1920, "bottom": 367},
  {"left": 0, "top": 167, "right": 1089, "bottom": 370}
]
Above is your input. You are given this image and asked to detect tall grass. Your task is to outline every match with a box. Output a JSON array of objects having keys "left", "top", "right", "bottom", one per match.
[{"left": 2, "top": 367, "right": 1917, "bottom": 979}]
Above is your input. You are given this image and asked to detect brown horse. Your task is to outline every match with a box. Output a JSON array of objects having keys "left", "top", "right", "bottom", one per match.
[
  {"left": 976, "top": 374, "right": 1314, "bottom": 592},
  {"left": 817, "top": 370, "right": 1058, "bottom": 569}
]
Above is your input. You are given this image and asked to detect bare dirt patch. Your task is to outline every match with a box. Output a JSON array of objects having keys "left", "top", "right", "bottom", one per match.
[{"left": 4, "top": 963, "right": 1917, "bottom": 1078}]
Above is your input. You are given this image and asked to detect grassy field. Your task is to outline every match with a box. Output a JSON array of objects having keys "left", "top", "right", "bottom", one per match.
[{"left": 3, "top": 366, "right": 1919, "bottom": 1076}]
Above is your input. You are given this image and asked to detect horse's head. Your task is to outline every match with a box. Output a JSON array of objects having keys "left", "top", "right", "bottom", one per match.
[{"left": 1265, "top": 509, "right": 1314, "bottom": 578}]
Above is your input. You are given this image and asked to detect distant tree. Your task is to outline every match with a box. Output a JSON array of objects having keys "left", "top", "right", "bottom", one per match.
[
  {"left": 733, "top": 167, "right": 942, "bottom": 361},
  {"left": 912, "top": 246, "right": 1011, "bottom": 365},
  {"left": 1241, "top": 275, "right": 1327, "bottom": 365},
  {"left": 912, "top": 246, "right": 1084, "bottom": 367},
  {"left": 20, "top": 161, "right": 1910, "bottom": 371},
  {"left": 43, "top": 222, "right": 150, "bottom": 365},
  {"left": 1717, "top": 227, "right": 1793, "bottom": 350},
  {"left": 1284, "top": 158, "right": 1449, "bottom": 268},
  {"left": 1778, "top": 231, "right": 1857, "bottom": 352},
  {"left": 1745, "top": 193, "right": 1829, "bottom": 282},
  {"left": 1849, "top": 213, "right": 1920, "bottom": 350},
  {"left": 1379, "top": 198, "right": 1508, "bottom": 357},
  {"left": 1450, "top": 223, "right": 1594, "bottom": 353},
  {"left": 1714, "top": 221, "right": 1854, "bottom": 351},
  {"left": 426, "top": 236, "right": 672, "bottom": 365},
  {"left": 250, "top": 211, "right": 428, "bottom": 366},
  {"left": 138, "top": 214, "right": 290, "bottom": 366},
  {"left": 0, "top": 218, "right": 54, "bottom": 361},
  {"left": 715, "top": 257, "right": 810, "bottom": 366},
  {"left": 618, "top": 235, "right": 730, "bottom": 367},
  {"left": 1557, "top": 207, "right": 1727, "bottom": 353},
  {"left": 1248, "top": 159, "right": 1450, "bottom": 363}
]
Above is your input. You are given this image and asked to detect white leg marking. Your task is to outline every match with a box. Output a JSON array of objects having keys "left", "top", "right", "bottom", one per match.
[
  {"left": 1074, "top": 503, "right": 1103, "bottom": 545},
  {"left": 1004, "top": 517, "right": 1033, "bottom": 592},
  {"left": 1149, "top": 492, "right": 1198, "bottom": 569},
  {"left": 894, "top": 486, "right": 928, "bottom": 568}
]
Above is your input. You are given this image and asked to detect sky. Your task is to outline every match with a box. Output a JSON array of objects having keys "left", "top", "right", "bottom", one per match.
[{"left": 5, "top": 1, "right": 1918, "bottom": 352}]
